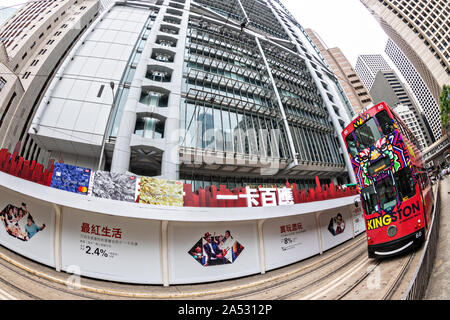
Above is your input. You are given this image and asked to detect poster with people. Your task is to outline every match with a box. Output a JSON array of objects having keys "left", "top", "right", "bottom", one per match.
[
  {"left": 90, "top": 171, "right": 138, "bottom": 202},
  {"left": 188, "top": 230, "right": 245, "bottom": 267},
  {"left": 169, "top": 222, "right": 259, "bottom": 284},
  {"left": 320, "top": 208, "right": 353, "bottom": 251},
  {"left": 327, "top": 213, "right": 346, "bottom": 236},
  {"left": 1, "top": 203, "right": 46, "bottom": 241},
  {"left": 0, "top": 189, "right": 55, "bottom": 267}
]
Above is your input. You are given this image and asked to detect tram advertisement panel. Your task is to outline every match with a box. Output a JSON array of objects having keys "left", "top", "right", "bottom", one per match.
[
  {"left": 0, "top": 186, "right": 55, "bottom": 267},
  {"left": 320, "top": 206, "right": 353, "bottom": 251},
  {"left": 263, "top": 214, "right": 319, "bottom": 271},
  {"left": 60, "top": 208, "right": 162, "bottom": 284},
  {"left": 168, "top": 221, "right": 259, "bottom": 284}
]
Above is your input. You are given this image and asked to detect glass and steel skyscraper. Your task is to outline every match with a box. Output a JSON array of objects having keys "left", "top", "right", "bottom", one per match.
[
  {"left": 22, "top": 0, "right": 356, "bottom": 189},
  {"left": 360, "top": 0, "right": 450, "bottom": 110}
]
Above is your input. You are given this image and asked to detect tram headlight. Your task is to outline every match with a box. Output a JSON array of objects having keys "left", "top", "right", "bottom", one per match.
[{"left": 387, "top": 225, "right": 397, "bottom": 237}]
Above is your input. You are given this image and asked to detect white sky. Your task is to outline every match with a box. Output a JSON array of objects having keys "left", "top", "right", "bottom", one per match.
[{"left": 282, "top": 0, "right": 389, "bottom": 66}]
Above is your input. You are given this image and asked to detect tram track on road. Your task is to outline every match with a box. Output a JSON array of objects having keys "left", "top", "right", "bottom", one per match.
[
  {"left": 218, "top": 237, "right": 368, "bottom": 300},
  {"left": 0, "top": 253, "right": 97, "bottom": 300}
]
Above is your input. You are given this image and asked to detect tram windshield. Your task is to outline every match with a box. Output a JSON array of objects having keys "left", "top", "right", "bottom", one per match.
[
  {"left": 354, "top": 118, "right": 383, "bottom": 150},
  {"left": 394, "top": 167, "right": 416, "bottom": 201},
  {"left": 345, "top": 134, "right": 358, "bottom": 157},
  {"left": 361, "top": 186, "right": 378, "bottom": 215},
  {"left": 375, "top": 175, "right": 397, "bottom": 211},
  {"left": 376, "top": 110, "right": 395, "bottom": 136}
]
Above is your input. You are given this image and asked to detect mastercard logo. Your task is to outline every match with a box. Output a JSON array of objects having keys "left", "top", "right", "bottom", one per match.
[{"left": 78, "top": 186, "right": 88, "bottom": 193}]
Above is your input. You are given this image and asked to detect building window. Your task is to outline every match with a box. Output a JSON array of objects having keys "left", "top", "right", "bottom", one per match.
[
  {"left": 134, "top": 116, "right": 165, "bottom": 139},
  {"left": 0, "top": 77, "right": 6, "bottom": 91}
]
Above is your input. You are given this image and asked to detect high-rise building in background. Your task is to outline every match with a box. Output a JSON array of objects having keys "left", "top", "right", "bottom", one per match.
[
  {"left": 305, "top": 28, "right": 372, "bottom": 115},
  {"left": 369, "top": 69, "right": 431, "bottom": 149},
  {"left": 360, "top": 0, "right": 450, "bottom": 108},
  {"left": 6, "top": 0, "right": 357, "bottom": 189},
  {"left": 385, "top": 38, "right": 442, "bottom": 142},
  {"left": 392, "top": 103, "right": 428, "bottom": 149},
  {"left": 354, "top": 54, "right": 392, "bottom": 91},
  {"left": 0, "top": 6, "right": 18, "bottom": 26},
  {"left": 0, "top": 0, "right": 99, "bottom": 161}
]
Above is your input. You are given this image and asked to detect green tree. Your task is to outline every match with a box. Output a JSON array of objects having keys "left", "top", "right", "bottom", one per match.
[{"left": 440, "top": 84, "right": 450, "bottom": 132}]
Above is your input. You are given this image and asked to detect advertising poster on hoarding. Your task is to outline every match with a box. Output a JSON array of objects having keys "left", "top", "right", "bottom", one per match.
[
  {"left": 187, "top": 230, "right": 245, "bottom": 267},
  {"left": 169, "top": 221, "right": 259, "bottom": 284},
  {"left": 0, "top": 187, "right": 55, "bottom": 267},
  {"left": 320, "top": 207, "right": 353, "bottom": 252},
  {"left": 50, "top": 163, "right": 92, "bottom": 195},
  {"left": 263, "top": 214, "right": 319, "bottom": 271},
  {"left": 352, "top": 206, "right": 366, "bottom": 236},
  {"left": 138, "top": 176, "right": 183, "bottom": 206},
  {"left": 61, "top": 208, "right": 162, "bottom": 284},
  {"left": 90, "top": 171, "right": 138, "bottom": 202}
]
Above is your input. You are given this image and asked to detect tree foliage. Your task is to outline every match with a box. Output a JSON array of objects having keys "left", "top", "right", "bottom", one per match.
[{"left": 440, "top": 84, "right": 450, "bottom": 132}]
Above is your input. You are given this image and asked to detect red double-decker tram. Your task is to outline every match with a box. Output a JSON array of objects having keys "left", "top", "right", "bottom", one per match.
[{"left": 342, "top": 102, "right": 433, "bottom": 258}]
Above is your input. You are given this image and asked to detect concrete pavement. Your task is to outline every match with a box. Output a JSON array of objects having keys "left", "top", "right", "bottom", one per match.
[{"left": 425, "top": 177, "right": 450, "bottom": 299}]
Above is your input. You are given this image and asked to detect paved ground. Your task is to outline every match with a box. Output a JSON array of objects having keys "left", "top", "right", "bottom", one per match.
[{"left": 425, "top": 177, "right": 450, "bottom": 299}]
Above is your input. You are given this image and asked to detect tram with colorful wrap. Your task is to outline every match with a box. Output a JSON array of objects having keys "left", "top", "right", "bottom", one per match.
[{"left": 342, "top": 102, "right": 433, "bottom": 258}]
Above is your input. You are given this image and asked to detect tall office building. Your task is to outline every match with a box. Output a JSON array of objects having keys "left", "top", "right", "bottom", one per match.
[
  {"left": 0, "top": 0, "right": 357, "bottom": 189},
  {"left": 0, "top": 0, "right": 99, "bottom": 161},
  {"left": 306, "top": 28, "right": 372, "bottom": 115},
  {"left": 360, "top": 0, "right": 450, "bottom": 107},
  {"left": 392, "top": 104, "right": 427, "bottom": 150},
  {"left": 385, "top": 38, "right": 442, "bottom": 142},
  {"left": 354, "top": 54, "right": 392, "bottom": 91},
  {"left": 369, "top": 69, "right": 431, "bottom": 149}
]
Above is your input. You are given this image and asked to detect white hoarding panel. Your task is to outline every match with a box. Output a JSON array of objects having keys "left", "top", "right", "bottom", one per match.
[
  {"left": 352, "top": 206, "right": 366, "bottom": 236},
  {"left": 263, "top": 214, "right": 319, "bottom": 271},
  {"left": 0, "top": 187, "right": 55, "bottom": 267},
  {"left": 61, "top": 207, "right": 162, "bottom": 284},
  {"left": 319, "top": 205, "right": 354, "bottom": 252},
  {"left": 168, "top": 221, "right": 259, "bottom": 284}
]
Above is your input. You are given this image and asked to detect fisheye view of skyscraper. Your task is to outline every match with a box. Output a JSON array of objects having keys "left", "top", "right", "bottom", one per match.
[{"left": 0, "top": 0, "right": 448, "bottom": 311}]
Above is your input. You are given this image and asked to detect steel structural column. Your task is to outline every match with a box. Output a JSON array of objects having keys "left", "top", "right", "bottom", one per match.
[{"left": 255, "top": 37, "right": 299, "bottom": 167}]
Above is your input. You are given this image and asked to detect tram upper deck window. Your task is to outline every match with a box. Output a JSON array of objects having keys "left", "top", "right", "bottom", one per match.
[
  {"left": 375, "top": 174, "right": 397, "bottom": 212},
  {"left": 361, "top": 186, "right": 378, "bottom": 215},
  {"left": 376, "top": 110, "right": 395, "bottom": 136},
  {"left": 355, "top": 117, "right": 382, "bottom": 150},
  {"left": 345, "top": 134, "right": 358, "bottom": 157},
  {"left": 394, "top": 167, "right": 416, "bottom": 201}
]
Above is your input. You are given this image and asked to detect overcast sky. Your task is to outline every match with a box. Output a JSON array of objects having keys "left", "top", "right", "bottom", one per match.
[
  {"left": 1, "top": 0, "right": 392, "bottom": 67},
  {"left": 282, "top": 0, "right": 389, "bottom": 66}
]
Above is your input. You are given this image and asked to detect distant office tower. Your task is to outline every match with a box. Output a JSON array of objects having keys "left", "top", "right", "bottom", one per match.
[
  {"left": 369, "top": 69, "right": 430, "bottom": 149},
  {"left": 306, "top": 29, "right": 372, "bottom": 115},
  {"left": 355, "top": 54, "right": 392, "bottom": 91},
  {"left": 385, "top": 38, "right": 442, "bottom": 142},
  {"left": 0, "top": 0, "right": 99, "bottom": 161},
  {"left": 393, "top": 104, "right": 428, "bottom": 151},
  {"left": 360, "top": 0, "right": 450, "bottom": 107},
  {"left": 19, "top": 0, "right": 359, "bottom": 187},
  {"left": 0, "top": 6, "right": 18, "bottom": 26}
]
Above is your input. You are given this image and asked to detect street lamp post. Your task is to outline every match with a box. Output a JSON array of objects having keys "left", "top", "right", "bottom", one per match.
[{"left": 97, "top": 81, "right": 115, "bottom": 170}]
